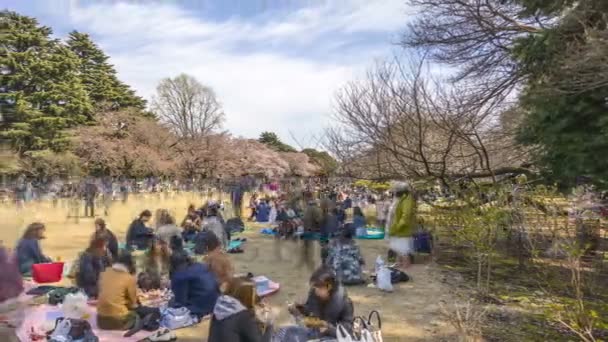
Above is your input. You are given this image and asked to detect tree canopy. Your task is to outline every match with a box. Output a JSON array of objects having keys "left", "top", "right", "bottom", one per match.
[
  {"left": 1, "top": 11, "right": 92, "bottom": 154},
  {"left": 258, "top": 132, "right": 297, "bottom": 153},
  {"left": 152, "top": 74, "right": 224, "bottom": 139},
  {"left": 397, "top": 0, "right": 608, "bottom": 188},
  {"left": 66, "top": 31, "right": 146, "bottom": 111},
  {"left": 1, "top": 11, "right": 151, "bottom": 157}
]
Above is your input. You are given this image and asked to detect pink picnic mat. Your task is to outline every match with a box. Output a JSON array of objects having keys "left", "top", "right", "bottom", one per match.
[{"left": 17, "top": 304, "right": 155, "bottom": 342}]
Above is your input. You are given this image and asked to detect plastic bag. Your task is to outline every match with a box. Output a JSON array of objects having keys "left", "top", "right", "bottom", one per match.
[
  {"left": 60, "top": 292, "right": 89, "bottom": 319},
  {"left": 374, "top": 256, "right": 384, "bottom": 275},
  {"left": 376, "top": 266, "right": 393, "bottom": 292}
]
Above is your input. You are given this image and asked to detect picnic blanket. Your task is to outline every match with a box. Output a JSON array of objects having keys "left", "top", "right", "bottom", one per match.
[
  {"left": 17, "top": 304, "right": 155, "bottom": 342},
  {"left": 228, "top": 240, "right": 244, "bottom": 250},
  {"left": 260, "top": 228, "right": 276, "bottom": 235},
  {"left": 355, "top": 227, "right": 385, "bottom": 240}
]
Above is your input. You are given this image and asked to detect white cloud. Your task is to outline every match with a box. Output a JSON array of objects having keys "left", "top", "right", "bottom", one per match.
[{"left": 61, "top": 0, "right": 407, "bottom": 144}]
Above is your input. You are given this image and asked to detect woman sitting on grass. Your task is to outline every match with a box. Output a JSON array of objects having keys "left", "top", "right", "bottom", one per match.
[
  {"left": 138, "top": 237, "right": 171, "bottom": 291},
  {"left": 208, "top": 278, "right": 272, "bottom": 342},
  {"left": 288, "top": 267, "right": 354, "bottom": 339},
  {"left": 204, "top": 233, "right": 234, "bottom": 285},
  {"left": 126, "top": 210, "right": 154, "bottom": 250},
  {"left": 15, "top": 222, "right": 51, "bottom": 276},
  {"left": 202, "top": 206, "right": 228, "bottom": 249},
  {"left": 155, "top": 210, "right": 181, "bottom": 245},
  {"left": 181, "top": 219, "right": 199, "bottom": 243},
  {"left": 182, "top": 204, "right": 201, "bottom": 228},
  {"left": 97, "top": 251, "right": 160, "bottom": 337},
  {"left": 76, "top": 233, "right": 111, "bottom": 298},
  {"left": 325, "top": 225, "right": 365, "bottom": 285},
  {"left": 170, "top": 250, "right": 220, "bottom": 318},
  {"left": 94, "top": 218, "right": 118, "bottom": 261}
]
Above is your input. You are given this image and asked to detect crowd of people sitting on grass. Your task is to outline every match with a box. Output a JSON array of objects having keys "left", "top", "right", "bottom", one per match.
[{"left": 2, "top": 180, "right": 421, "bottom": 341}]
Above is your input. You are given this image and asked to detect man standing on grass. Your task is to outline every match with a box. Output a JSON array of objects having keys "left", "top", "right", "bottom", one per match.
[{"left": 83, "top": 178, "right": 98, "bottom": 218}]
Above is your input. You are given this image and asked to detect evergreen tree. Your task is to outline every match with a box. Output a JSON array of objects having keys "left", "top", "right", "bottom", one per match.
[
  {"left": 301, "top": 148, "right": 338, "bottom": 175},
  {"left": 1, "top": 11, "right": 93, "bottom": 153},
  {"left": 66, "top": 31, "right": 146, "bottom": 110},
  {"left": 258, "top": 131, "right": 296, "bottom": 152},
  {"left": 515, "top": 0, "right": 608, "bottom": 187}
]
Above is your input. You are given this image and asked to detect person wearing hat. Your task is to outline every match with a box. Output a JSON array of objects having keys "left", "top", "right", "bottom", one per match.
[{"left": 386, "top": 182, "right": 417, "bottom": 269}]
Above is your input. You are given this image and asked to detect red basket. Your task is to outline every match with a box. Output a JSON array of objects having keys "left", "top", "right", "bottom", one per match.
[{"left": 32, "top": 262, "right": 64, "bottom": 284}]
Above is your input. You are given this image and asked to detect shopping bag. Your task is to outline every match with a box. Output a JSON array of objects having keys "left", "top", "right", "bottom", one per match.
[
  {"left": 353, "top": 316, "right": 373, "bottom": 342},
  {"left": 32, "top": 262, "right": 64, "bottom": 283},
  {"left": 337, "top": 324, "right": 355, "bottom": 342},
  {"left": 367, "top": 310, "right": 383, "bottom": 342}
]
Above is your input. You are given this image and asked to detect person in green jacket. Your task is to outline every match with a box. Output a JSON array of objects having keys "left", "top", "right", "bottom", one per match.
[{"left": 386, "top": 182, "right": 417, "bottom": 269}]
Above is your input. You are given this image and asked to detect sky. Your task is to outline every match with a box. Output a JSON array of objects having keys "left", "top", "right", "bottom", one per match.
[{"left": 4, "top": 0, "right": 411, "bottom": 147}]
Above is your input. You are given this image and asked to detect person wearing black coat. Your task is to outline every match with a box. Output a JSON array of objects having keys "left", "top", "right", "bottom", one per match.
[
  {"left": 76, "top": 234, "right": 111, "bottom": 298},
  {"left": 126, "top": 210, "right": 154, "bottom": 250},
  {"left": 208, "top": 279, "right": 271, "bottom": 342},
  {"left": 290, "top": 267, "right": 354, "bottom": 338}
]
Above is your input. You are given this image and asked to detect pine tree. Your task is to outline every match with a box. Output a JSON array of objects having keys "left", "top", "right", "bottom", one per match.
[
  {"left": 1, "top": 11, "right": 93, "bottom": 153},
  {"left": 66, "top": 31, "right": 146, "bottom": 110},
  {"left": 515, "top": 0, "right": 608, "bottom": 187}
]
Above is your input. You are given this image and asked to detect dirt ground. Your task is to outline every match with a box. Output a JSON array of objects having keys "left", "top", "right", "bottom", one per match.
[{"left": 0, "top": 194, "right": 457, "bottom": 341}]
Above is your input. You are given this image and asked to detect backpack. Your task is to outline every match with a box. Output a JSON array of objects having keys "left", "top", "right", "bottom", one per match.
[{"left": 413, "top": 229, "right": 433, "bottom": 254}]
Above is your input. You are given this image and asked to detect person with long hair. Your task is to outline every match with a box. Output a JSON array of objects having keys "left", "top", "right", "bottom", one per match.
[
  {"left": 138, "top": 237, "right": 171, "bottom": 291},
  {"left": 288, "top": 267, "right": 354, "bottom": 339},
  {"left": 208, "top": 278, "right": 272, "bottom": 342},
  {"left": 126, "top": 210, "right": 154, "bottom": 250},
  {"left": 203, "top": 233, "right": 234, "bottom": 285},
  {"left": 182, "top": 204, "right": 201, "bottom": 228},
  {"left": 95, "top": 218, "right": 118, "bottom": 260},
  {"left": 202, "top": 206, "right": 228, "bottom": 249},
  {"left": 15, "top": 222, "right": 51, "bottom": 275},
  {"left": 169, "top": 250, "right": 219, "bottom": 318},
  {"left": 155, "top": 210, "right": 181, "bottom": 245},
  {"left": 97, "top": 251, "right": 160, "bottom": 337},
  {"left": 76, "top": 233, "right": 111, "bottom": 298}
]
